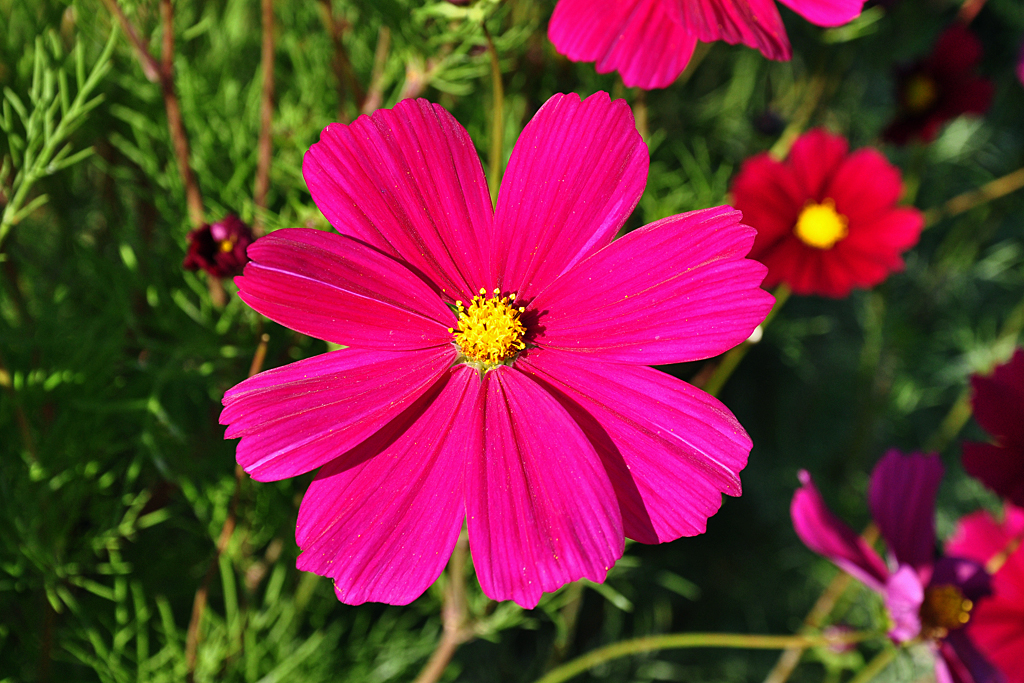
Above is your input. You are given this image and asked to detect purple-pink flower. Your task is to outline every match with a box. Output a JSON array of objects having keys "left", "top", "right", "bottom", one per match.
[
  {"left": 963, "top": 349, "right": 1024, "bottom": 508},
  {"left": 792, "top": 450, "right": 1003, "bottom": 683},
  {"left": 548, "top": 0, "right": 866, "bottom": 90},
  {"left": 220, "top": 93, "right": 774, "bottom": 608}
]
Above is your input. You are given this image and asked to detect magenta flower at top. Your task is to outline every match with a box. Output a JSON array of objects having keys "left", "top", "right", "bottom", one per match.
[
  {"left": 792, "top": 450, "right": 1003, "bottom": 683},
  {"left": 220, "top": 93, "right": 774, "bottom": 608},
  {"left": 963, "top": 349, "right": 1024, "bottom": 508},
  {"left": 948, "top": 505, "right": 1024, "bottom": 683},
  {"left": 548, "top": 0, "right": 866, "bottom": 90},
  {"left": 1017, "top": 43, "right": 1024, "bottom": 86}
]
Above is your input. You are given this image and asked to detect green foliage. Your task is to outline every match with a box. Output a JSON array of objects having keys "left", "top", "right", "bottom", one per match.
[{"left": 1, "top": 0, "right": 1023, "bottom": 681}]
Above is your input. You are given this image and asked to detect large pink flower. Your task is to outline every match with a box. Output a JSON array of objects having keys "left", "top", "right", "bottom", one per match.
[
  {"left": 948, "top": 505, "right": 1024, "bottom": 683},
  {"left": 548, "top": 0, "right": 866, "bottom": 90},
  {"left": 220, "top": 93, "right": 774, "bottom": 608}
]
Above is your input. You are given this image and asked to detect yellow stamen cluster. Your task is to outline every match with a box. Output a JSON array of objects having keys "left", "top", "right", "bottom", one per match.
[
  {"left": 920, "top": 584, "right": 973, "bottom": 639},
  {"left": 794, "top": 199, "right": 849, "bottom": 250},
  {"left": 219, "top": 235, "right": 238, "bottom": 253},
  {"left": 449, "top": 288, "right": 526, "bottom": 367},
  {"left": 904, "top": 74, "right": 939, "bottom": 114}
]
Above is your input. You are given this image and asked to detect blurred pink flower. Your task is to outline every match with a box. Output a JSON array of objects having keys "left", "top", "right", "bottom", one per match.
[
  {"left": 948, "top": 505, "right": 1024, "bottom": 683},
  {"left": 183, "top": 214, "right": 254, "bottom": 278},
  {"left": 730, "top": 129, "right": 923, "bottom": 298},
  {"left": 884, "top": 25, "right": 994, "bottom": 145},
  {"left": 548, "top": 0, "right": 866, "bottom": 90},
  {"left": 220, "top": 93, "right": 774, "bottom": 608},
  {"left": 1017, "top": 43, "right": 1024, "bottom": 86},
  {"left": 963, "top": 349, "right": 1024, "bottom": 508},
  {"left": 792, "top": 450, "right": 1003, "bottom": 683}
]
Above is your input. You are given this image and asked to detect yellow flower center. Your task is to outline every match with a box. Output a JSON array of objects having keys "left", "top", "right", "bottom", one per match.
[
  {"left": 219, "top": 235, "right": 238, "bottom": 252},
  {"left": 919, "top": 584, "right": 973, "bottom": 639},
  {"left": 794, "top": 199, "right": 849, "bottom": 250},
  {"left": 904, "top": 74, "right": 938, "bottom": 113},
  {"left": 450, "top": 288, "right": 526, "bottom": 368}
]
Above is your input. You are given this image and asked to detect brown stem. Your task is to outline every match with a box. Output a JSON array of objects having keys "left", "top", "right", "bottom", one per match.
[
  {"left": 957, "top": 0, "right": 988, "bottom": 24},
  {"left": 318, "top": 0, "right": 364, "bottom": 121},
  {"left": 184, "top": 335, "right": 269, "bottom": 681},
  {"left": 923, "top": 167, "right": 1024, "bottom": 229},
  {"left": 412, "top": 534, "right": 473, "bottom": 683},
  {"left": 99, "top": 0, "right": 161, "bottom": 82},
  {"left": 101, "top": 0, "right": 204, "bottom": 228},
  {"left": 360, "top": 26, "right": 391, "bottom": 116},
  {"left": 253, "top": 0, "right": 275, "bottom": 235},
  {"left": 158, "top": 0, "right": 204, "bottom": 229}
]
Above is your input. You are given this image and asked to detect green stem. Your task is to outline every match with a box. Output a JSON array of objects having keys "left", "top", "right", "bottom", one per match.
[
  {"left": 483, "top": 25, "right": 503, "bottom": 207},
  {"left": 534, "top": 630, "right": 874, "bottom": 683},
  {"left": 703, "top": 284, "right": 791, "bottom": 397},
  {"left": 846, "top": 647, "right": 897, "bottom": 683}
]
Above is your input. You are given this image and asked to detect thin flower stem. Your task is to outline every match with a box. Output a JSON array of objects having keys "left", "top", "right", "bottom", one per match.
[
  {"left": 317, "top": 0, "right": 364, "bottom": 121},
  {"left": 412, "top": 533, "right": 473, "bottom": 683},
  {"left": 702, "top": 284, "right": 790, "bottom": 397},
  {"left": 762, "top": 524, "right": 877, "bottom": 683},
  {"left": 253, "top": 0, "right": 275, "bottom": 236},
  {"left": 846, "top": 647, "right": 898, "bottom": 683},
  {"left": 769, "top": 75, "right": 827, "bottom": 160},
  {"left": 533, "top": 630, "right": 876, "bottom": 683},
  {"left": 675, "top": 41, "right": 711, "bottom": 87},
  {"left": 102, "top": 0, "right": 205, "bottom": 228},
  {"left": 632, "top": 89, "right": 648, "bottom": 143},
  {"left": 184, "top": 334, "right": 268, "bottom": 682},
  {"left": 923, "top": 289, "right": 1024, "bottom": 453},
  {"left": 922, "top": 166, "right": 1024, "bottom": 229},
  {"left": 360, "top": 26, "right": 391, "bottom": 116},
  {"left": 957, "top": 0, "right": 988, "bottom": 24},
  {"left": 484, "top": 25, "right": 504, "bottom": 207},
  {"left": 986, "top": 525, "right": 1024, "bottom": 575}
]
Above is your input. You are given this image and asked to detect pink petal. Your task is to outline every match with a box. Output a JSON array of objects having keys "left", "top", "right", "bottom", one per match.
[
  {"left": 971, "top": 349, "right": 1024, "bottom": 446},
  {"left": 790, "top": 470, "right": 889, "bottom": 591},
  {"left": 775, "top": 0, "right": 864, "bottom": 27},
  {"left": 868, "top": 449, "right": 943, "bottom": 574},
  {"left": 221, "top": 346, "right": 455, "bottom": 481},
  {"left": 549, "top": 0, "right": 698, "bottom": 90},
  {"left": 532, "top": 206, "right": 773, "bottom": 365},
  {"left": 519, "top": 349, "right": 751, "bottom": 544},
  {"left": 294, "top": 367, "right": 474, "bottom": 605},
  {"left": 465, "top": 367, "right": 623, "bottom": 608},
  {"left": 826, "top": 148, "right": 905, "bottom": 227},
  {"left": 303, "top": 99, "right": 494, "bottom": 302},
  {"left": 787, "top": 128, "right": 849, "bottom": 201},
  {"left": 884, "top": 564, "right": 924, "bottom": 642},
  {"left": 940, "top": 630, "right": 1006, "bottom": 683},
  {"left": 493, "top": 92, "right": 647, "bottom": 299},
  {"left": 962, "top": 443, "right": 1024, "bottom": 509},
  {"left": 678, "top": 0, "right": 790, "bottom": 61},
  {"left": 236, "top": 229, "right": 455, "bottom": 349}
]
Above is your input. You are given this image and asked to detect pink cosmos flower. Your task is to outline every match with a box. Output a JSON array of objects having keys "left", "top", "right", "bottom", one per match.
[
  {"left": 948, "top": 505, "right": 1024, "bottom": 683},
  {"left": 220, "top": 92, "right": 774, "bottom": 608},
  {"left": 792, "top": 450, "right": 1003, "bottom": 683},
  {"left": 963, "top": 349, "right": 1024, "bottom": 508},
  {"left": 1017, "top": 42, "right": 1024, "bottom": 86},
  {"left": 548, "top": 0, "right": 866, "bottom": 90},
  {"left": 730, "top": 129, "right": 923, "bottom": 298}
]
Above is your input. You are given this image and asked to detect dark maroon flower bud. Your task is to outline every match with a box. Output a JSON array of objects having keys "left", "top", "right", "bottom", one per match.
[
  {"left": 183, "top": 214, "right": 254, "bottom": 278},
  {"left": 884, "top": 25, "right": 994, "bottom": 145}
]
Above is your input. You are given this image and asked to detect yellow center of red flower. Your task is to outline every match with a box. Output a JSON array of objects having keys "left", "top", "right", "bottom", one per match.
[
  {"left": 904, "top": 74, "right": 939, "bottom": 113},
  {"left": 919, "top": 584, "right": 973, "bottom": 639},
  {"left": 219, "top": 235, "right": 238, "bottom": 252},
  {"left": 794, "top": 199, "right": 849, "bottom": 250},
  {"left": 450, "top": 288, "right": 526, "bottom": 367}
]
